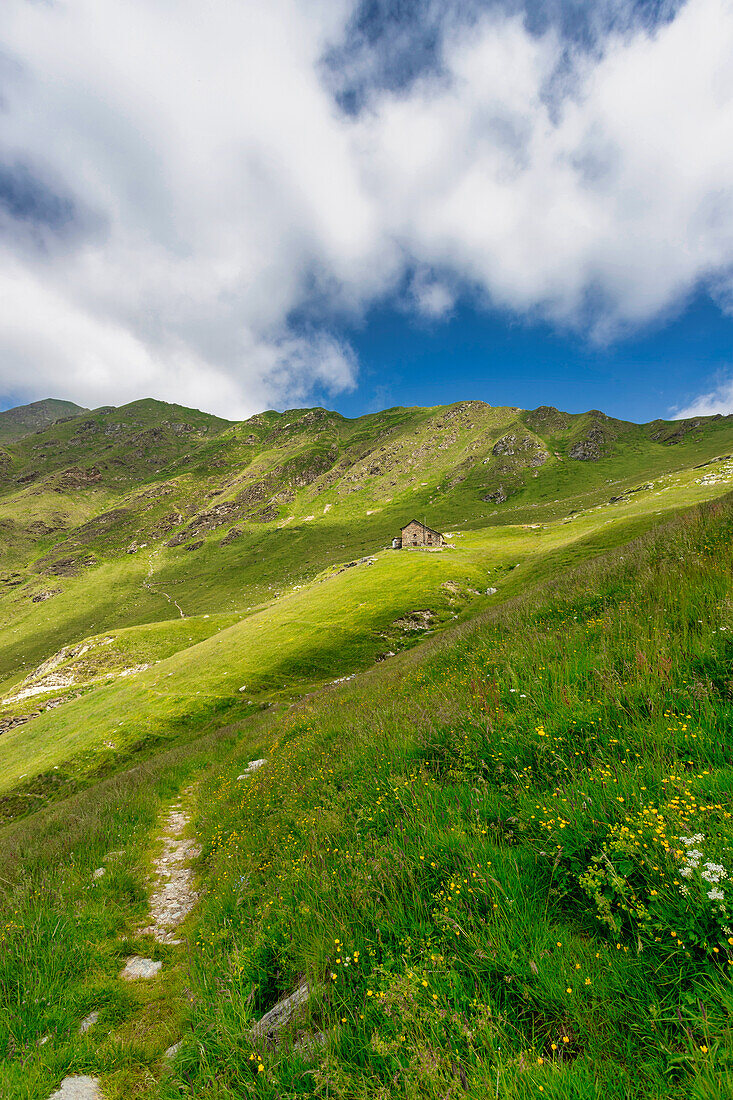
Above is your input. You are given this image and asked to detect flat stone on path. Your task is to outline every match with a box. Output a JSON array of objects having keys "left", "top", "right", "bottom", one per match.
[
  {"left": 79, "top": 1010, "right": 99, "bottom": 1033},
  {"left": 120, "top": 955, "right": 162, "bottom": 980},
  {"left": 47, "top": 1077, "right": 102, "bottom": 1099}
]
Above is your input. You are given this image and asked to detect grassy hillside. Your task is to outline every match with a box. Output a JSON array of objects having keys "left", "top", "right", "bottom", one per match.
[
  {"left": 1, "top": 395, "right": 733, "bottom": 1096},
  {"left": 0, "top": 396, "right": 732, "bottom": 803},
  {"left": 182, "top": 495, "right": 733, "bottom": 1099},
  {"left": 1, "top": 493, "right": 731, "bottom": 1098},
  {"left": 1, "top": 398, "right": 732, "bottom": 685},
  {"left": 0, "top": 398, "right": 88, "bottom": 444},
  {"left": 2, "top": 445, "right": 733, "bottom": 804}
]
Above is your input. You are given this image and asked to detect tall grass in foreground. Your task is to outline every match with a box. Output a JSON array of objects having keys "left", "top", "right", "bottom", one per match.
[
  {"left": 173, "top": 498, "right": 733, "bottom": 1099},
  {"left": 0, "top": 726, "right": 248, "bottom": 1099}
]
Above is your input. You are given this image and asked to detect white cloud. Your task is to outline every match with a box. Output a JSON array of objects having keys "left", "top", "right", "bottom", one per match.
[
  {"left": 363, "top": 0, "right": 733, "bottom": 338},
  {"left": 0, "top": 0, "right": 733, "bottom": 415},
  {"left": 409, "top": 269, "right": 456, "bottom": 318},
  {"left": 0, "top": 0, "right": 377, "bottom": 416},
  {"left": 674, "top": 373, "right": 733, "bottom": 417}
]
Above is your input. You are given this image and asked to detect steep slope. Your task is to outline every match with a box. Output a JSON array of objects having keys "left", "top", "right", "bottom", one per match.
[
  {"left": 1, "top": 493, "right": 732, "bottom": 1099},
  {"left": 1, "top": 395, "right": 733, "bottom": 803},
  {"left": 2, "top": 444, "right": 733, "bottom": 803},
  {"left": 0, "top": 398, "right": 88, "bottom": 443}
]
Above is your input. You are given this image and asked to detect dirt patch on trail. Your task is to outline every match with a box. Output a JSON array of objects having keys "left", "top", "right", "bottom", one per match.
[{"left": 141, "top": 796, "right": 200, "bottom": 944}]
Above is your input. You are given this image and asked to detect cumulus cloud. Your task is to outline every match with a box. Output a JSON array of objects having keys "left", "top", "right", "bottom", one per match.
[
  {"left": 408, "top": 269, "right": 457, "bottom": 319},
  {"left": 674, "top": 373, "right": 733, "bottom": 417},
  {"left": 0, "top": 0, "right": 377, "bottom": 416},
  {"left": 363, "top": 0, "right": 733, "bottom": 337},
  {"left": 0, "top": 0, "right": 733, "bottom": 415}
]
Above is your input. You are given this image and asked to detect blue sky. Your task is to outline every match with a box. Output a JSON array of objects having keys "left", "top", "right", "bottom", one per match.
[
  {"left": 1, "top": 0, "right": 732, "bottom": 422},
  {"left": 320, "top": 289, "right": 733, "bottom": 423}
]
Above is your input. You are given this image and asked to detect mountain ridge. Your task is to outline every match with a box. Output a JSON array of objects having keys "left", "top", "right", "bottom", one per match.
[{"left": 0, "top": 397, "right": 90, "bottom": 444}]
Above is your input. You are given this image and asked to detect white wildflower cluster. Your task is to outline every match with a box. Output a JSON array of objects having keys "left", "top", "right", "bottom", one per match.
[{"left": 677, "top": 835, "right": 729, "bottom": 904}]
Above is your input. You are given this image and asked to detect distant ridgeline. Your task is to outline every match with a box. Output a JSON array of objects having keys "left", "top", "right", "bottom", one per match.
[
  {"left": 0, "top": 394, "right": 732, "bottom": 755},
  {"left": 0, "top": 398, "right": 90, "bottom": 444},
  {"left": 0, "top": 397, "right": 731, "bottom": 587}
]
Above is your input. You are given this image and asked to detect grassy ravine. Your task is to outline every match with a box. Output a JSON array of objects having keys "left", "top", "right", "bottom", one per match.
[{"left": 2, "top": 495, "right": 732, "bottom": 1098}]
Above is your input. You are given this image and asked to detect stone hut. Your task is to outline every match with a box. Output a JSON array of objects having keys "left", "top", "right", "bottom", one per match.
[{"left": 393, "top": 520, "right": 444, "bottom": 549}]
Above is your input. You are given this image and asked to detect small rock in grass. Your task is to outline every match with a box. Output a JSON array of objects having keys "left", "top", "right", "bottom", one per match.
[
  {"left": 47, "top": 1077, "right": 102, "bottom": 1099},
  {"left": 79, "top": 1010, "right": 99, "bottom": 1034},
  {"left": 164, "top": 1040, "right": 182, "bottom": 1060},
  {"left": 252, "top": 982, "right": 310, "bottom": 1045},
  {"left": 120, "top": 956, "right": 162, "bottom": 980},
  {"left": 486, "top": 587, "right": 497, "bottom": 595},
  {"left": 293, "top": 1030, "right": 327, "bottom": 1057},
  {"left": 237, "top": 758, "right": 266, "bottom": 779},
  {"left": 92, "top": 868, "right": 105, "bottom": 880}
]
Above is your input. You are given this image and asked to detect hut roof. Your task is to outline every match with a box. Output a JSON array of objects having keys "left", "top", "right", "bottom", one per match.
[{"left": 400, "top": 519, "right": 443, "bottom": 538}]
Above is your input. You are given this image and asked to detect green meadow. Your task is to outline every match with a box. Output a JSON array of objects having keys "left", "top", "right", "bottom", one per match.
[
  {"left": 2, "top": 492, "right": 732, "bottom": 1098},
  {"left": 1, "top": 398, "right": 733, "bottom": 1097},
  {"left": 3, "top": 440, "right": 732, "bottom": 799}
]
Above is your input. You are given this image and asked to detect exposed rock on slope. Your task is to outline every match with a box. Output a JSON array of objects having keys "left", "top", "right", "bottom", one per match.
[
  {"left": 492, "top": 430, "right": 549, "bottom": 467},
  {"left": 522, "top": 405, "right": 570, "bottom": 434},
  {"left": 568, "top": 413, "right": 620, "bottom": 461}
]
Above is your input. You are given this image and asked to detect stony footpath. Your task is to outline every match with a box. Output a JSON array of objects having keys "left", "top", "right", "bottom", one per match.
[
  {"left": 48, "top": 1077, "right": 102, "bottom": 1100},
  {"left": 44, "top": 767, "right": 272, "bottom": 1099},
  {"left": 45, "top": 789, "right": 201, "bottom": 1100},
  {"left": 140, "top": 791, "right": 201, "bottom": 945}
]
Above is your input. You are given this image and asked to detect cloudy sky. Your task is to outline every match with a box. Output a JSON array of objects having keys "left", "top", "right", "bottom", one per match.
[{"left": 1, "top": 0, "right": 733, "bottom": 421}]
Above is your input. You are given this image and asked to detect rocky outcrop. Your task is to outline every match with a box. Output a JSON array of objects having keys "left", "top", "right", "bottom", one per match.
[
  {"left": 33, "top": 554, "right": 96, "bottom": 577},
  {"left": 16, "top": 469, "right": 40, "bottom": 484},
  {"left": 0, "top": 713, "right": 37, "bottom": 735},
  {"left": 220, "top": 527, "right": 242, "bottom": 546},
  {"left": 30, "top": 588, "right": 60, "bottom": 602},
  {"left": 150, "top": 512, "right": 184, "bottom": 538},
  {"left": 568, "top": 420, "right": 612, "bottom": 461},
  {"left": 0, "top": 571, "right": 25, "bottom": 588},
  {"left": 567, "top": 412, "right": 622, "bottom": 462},
  {"left": 28, "top": 520, "right": 66, "bottom": 538},
  {"left": 252, "top": 982, "right": 311, "bottom": 1047},
  {"left": 648, "top": 418, "right": 704, "bottom": 445},
  {"left": 523, "top": 405, "right": 570, "bottom": 434},
  {"left": 568, "top": 434, "right": 603, "bottom": 461},
  {"left": 482, "top": 484, "right": 508, "bottom": 503},
  {"left": 167, "top": 500, "right": 240, "bottom": 545},
  {"left": 491, "top": 431, "right": 548, "bottom": 467},
  {"left": 51, "top": 465, "right": 103, "bottom": 490},
  {"left": 264, "top": 407, "right": 333, "bottom": 443},
  {"left": 392, "top": 609, "right": 435, "bottom": 632},
  {"left": 608, "top": 482, "right": 654, "bottom": 503},
  {"left": 74, "top": 508, "right": 131, "bottom": 540}
]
